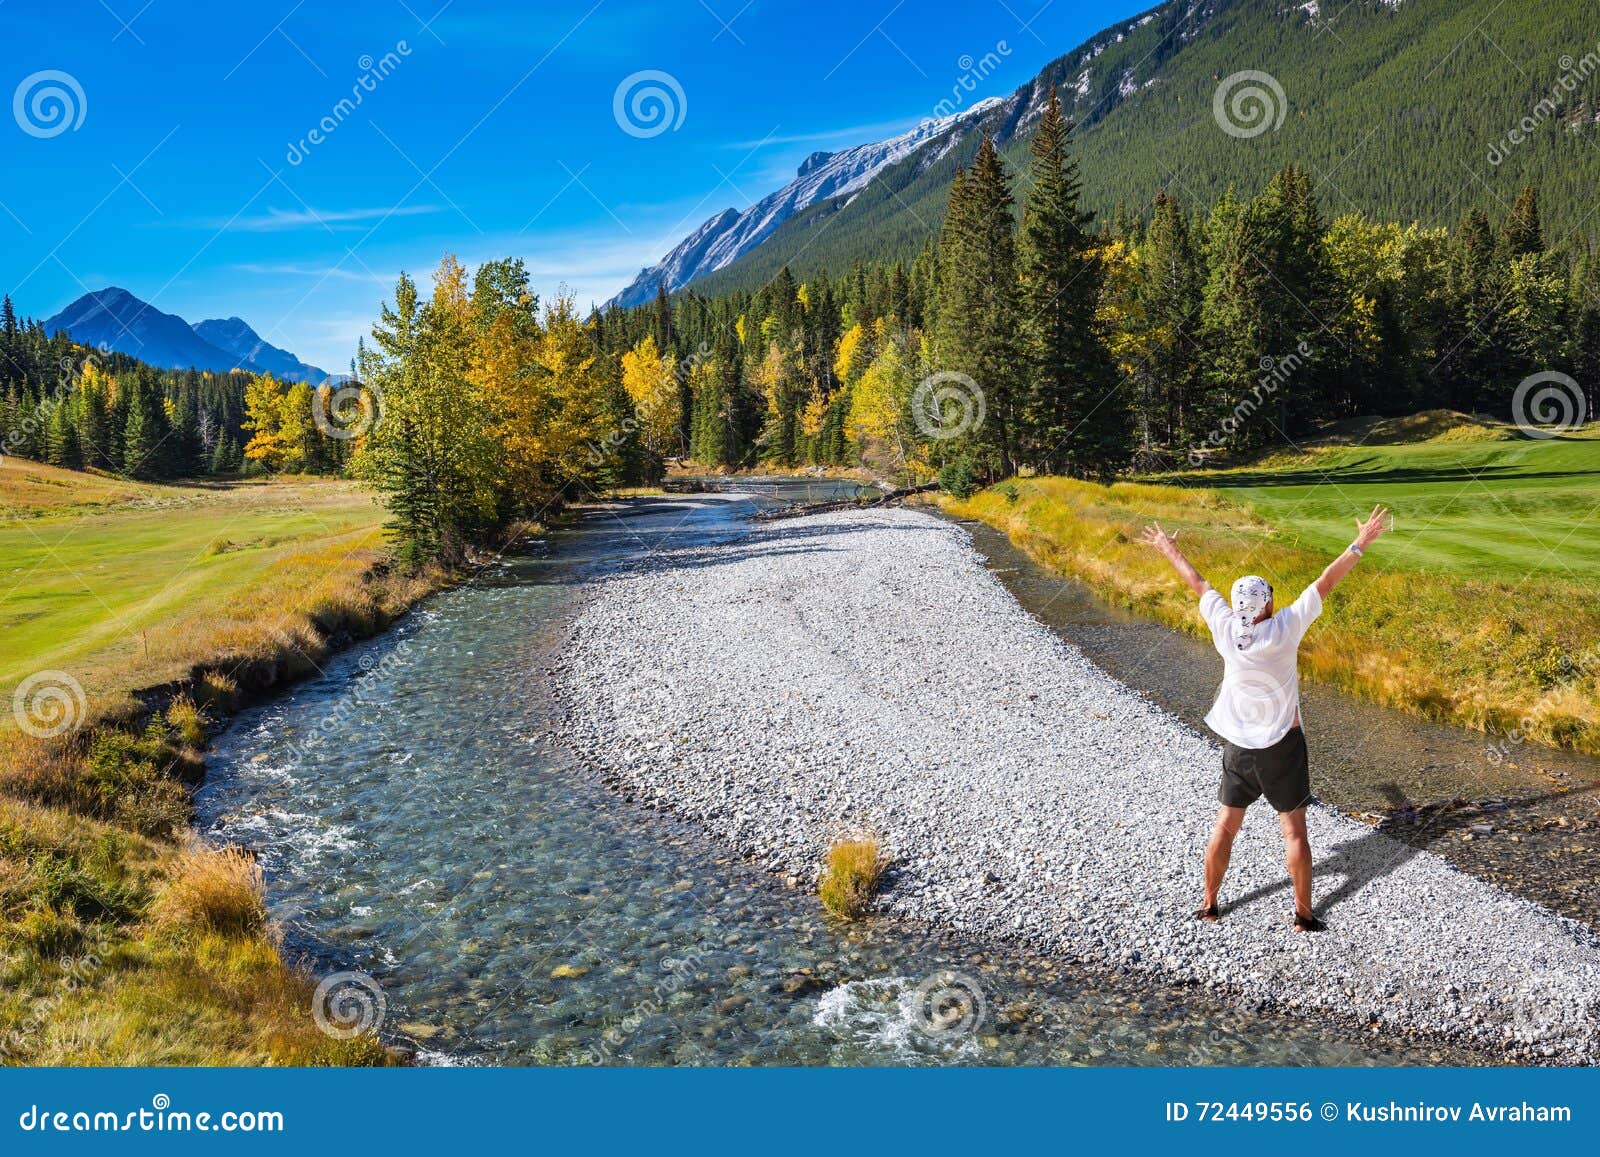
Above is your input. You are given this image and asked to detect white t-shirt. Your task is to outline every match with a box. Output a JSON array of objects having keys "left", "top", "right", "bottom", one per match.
[{"left": 1199, "top": 584, "right": 1323, "bottom": 749}]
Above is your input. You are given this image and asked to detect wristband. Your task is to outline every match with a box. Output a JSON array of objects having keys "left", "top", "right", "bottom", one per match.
[{"left": 1348, "top": 543, "right": 1363, "bottom": 558}]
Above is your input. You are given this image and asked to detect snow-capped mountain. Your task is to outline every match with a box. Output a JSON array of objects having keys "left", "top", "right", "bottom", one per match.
[{"left": 607, "top": 97, "right": 1004, "bottom": 308}]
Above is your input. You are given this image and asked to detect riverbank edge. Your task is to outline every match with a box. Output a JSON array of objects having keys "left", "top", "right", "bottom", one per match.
[
  {"left": 938, "top": 481, "right": 1600, "bottom": 760},
  {"left": 1, "top": 516, "right": 545, "bottom": 1066}
]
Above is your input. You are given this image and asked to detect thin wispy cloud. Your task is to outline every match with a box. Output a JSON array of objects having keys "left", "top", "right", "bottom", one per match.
[
  {"left": 235, "top": 262, "right": 397, "bottom": 283},
  {"left": 187, "top": 205, "right": 445, "bottom": 232},
  {"left": 724, "top": 117, "right": 921, "bottom": 150}
]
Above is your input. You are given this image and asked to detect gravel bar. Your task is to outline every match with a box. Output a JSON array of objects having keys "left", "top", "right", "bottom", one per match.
[{"left": 560, "top": 498, "right": 1600, "bottom": 1063}]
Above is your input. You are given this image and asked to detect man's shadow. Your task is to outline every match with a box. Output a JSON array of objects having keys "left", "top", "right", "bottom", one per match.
[
  {"left": 1225, "top": 785, "right": 1422, "bottom": 917},
  {"left": 1223, "top": 781, "right": 1599, "bottom": 918}
]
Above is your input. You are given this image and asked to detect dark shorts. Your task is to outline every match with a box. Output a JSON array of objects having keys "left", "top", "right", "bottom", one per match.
[{"left": 1218, "top": 726, "right": 1312, "bottom": 813}]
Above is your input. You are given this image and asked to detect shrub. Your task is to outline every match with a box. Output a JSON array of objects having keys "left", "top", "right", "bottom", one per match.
[
  {"left": 154, "top": 845, "right": 267, "bottom": 938},
  {"left": 938, "top": 458, "right": 977, "bottom": 500},
  {"left": 2, "top": 723, "right": 190, "bottom": 838},
  {"left": 818, "top": 834, "right": 888, "bottom": 919},
  {"left": 82, "top": 728, "right": 191, "bottom": 837},
  {"left": 306, "top": 1034, "right": 397, "bottom": 1067},
  {"left": 165, "top": 697, "right": 208, "bottom": 749}
]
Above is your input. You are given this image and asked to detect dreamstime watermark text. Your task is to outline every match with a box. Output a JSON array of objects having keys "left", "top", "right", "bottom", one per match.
[
  {"left": 927, "top": 42, "right": 1011, "bottom": 122},
  {"left": 286, "top": 42, "right": 412, "bottom": 165},
  {"left": 1188, "top": 341, "right": 1312, "bottom": 464},
  {"left": 1488, "top": 43, "right": 1600, "bottom": 166}
]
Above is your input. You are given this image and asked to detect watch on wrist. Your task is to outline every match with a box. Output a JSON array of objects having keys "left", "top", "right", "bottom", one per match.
[{"left": 1348, "top": 543, "right": 1364, "bottom": 557}]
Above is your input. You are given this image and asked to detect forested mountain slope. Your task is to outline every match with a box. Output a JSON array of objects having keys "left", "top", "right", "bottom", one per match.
[{"left": 688, "top": 0, "right": 1600, "bottom": 295}]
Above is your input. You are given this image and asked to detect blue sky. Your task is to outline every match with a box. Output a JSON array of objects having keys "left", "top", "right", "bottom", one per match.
[{"left": 2, "top": 0, "right": 1146, "bottom": 371}]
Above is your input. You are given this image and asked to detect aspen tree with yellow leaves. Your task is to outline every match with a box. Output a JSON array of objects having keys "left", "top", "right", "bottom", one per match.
[{"left": 620, "top": 333, "right": 683, "bottom": 469}]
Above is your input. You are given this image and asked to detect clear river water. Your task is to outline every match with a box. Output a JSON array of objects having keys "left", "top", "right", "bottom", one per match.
[{"left": 197, "top": 479, "right": 1476, "bottom": 1065}]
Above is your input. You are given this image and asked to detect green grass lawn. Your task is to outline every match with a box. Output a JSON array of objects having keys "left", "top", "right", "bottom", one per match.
[
  {"left": 0, "top": 459, "right": 387, "bottom": 713},
  {"left": 1159, "top": 419, "right": 1600, "bottom": 583}
]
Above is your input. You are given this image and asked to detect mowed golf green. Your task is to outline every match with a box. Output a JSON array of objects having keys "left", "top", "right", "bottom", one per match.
[
  {"left": 1166, "top": 420, "right": 1600, "bottom": 583},
  {"left": 0, "top": 459, "right": 386, "bottom": 708}
]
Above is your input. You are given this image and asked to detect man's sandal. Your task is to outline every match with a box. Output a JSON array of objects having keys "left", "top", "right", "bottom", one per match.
[
  {"left": 1195, "top": 904, "right": 1220, "bottom": 922},
  {"left": 1293, "top": 912, "right": 1326, "bottom": 933}
]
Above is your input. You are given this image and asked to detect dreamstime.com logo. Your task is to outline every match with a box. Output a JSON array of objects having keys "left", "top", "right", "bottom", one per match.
[
  {"left": 311, "top": 969, "right": 387, "bottom": 1039},
  {"left": 313, "top": 381, "right": 384, "bottom": 440},
  {"left": 13, "top": 69, "right": 86, "bottom": 138},
  {"left": 1512, "top": 371, "right": 1589, "bottom": 438},
  {"left": 12, "top": 670, "right": 87, "bottom": 738},
  {"left": 17, "top": 1095, "right": 284, "bottom": 1134},
  {"left": 613, "top": 70, "right": 686, "bottom": 138},
  {"left": 911, "top": 371, "right": 985, "bottom": 441},
  {"left": 910, "top": 971, "right": 986, "bottom": 1036},
  {"left": 1212, "top": 70, "right": 1286, "bottom": 138}
]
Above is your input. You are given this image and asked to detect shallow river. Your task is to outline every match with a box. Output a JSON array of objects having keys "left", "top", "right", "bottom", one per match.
[{"left": 198, "top": 479, "right": 1473, "bottom": 1065}]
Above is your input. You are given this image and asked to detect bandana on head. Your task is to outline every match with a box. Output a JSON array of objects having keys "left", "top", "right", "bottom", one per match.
[{"left": 1230, "top": 575, "right": 1273, "bottom": 649}]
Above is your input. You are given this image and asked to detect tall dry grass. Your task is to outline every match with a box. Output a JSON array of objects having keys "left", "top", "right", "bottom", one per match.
[{"left": 153, "top": 844, "right": 268, "bottom": 938}]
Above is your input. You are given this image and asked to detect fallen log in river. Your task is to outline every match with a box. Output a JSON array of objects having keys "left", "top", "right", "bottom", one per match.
[{"left": 748, "top": 482, "right": 940, "bottom": 522}]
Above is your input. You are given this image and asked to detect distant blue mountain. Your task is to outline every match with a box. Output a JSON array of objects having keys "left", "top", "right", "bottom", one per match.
[
  {"left": 43, "top": 288, "right": 330, "bottom": 383},
  {"left": 192, "top": 316, "right": 329, "bottom": 384}
]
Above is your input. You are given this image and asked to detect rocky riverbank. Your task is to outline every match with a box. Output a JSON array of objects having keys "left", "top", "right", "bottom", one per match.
[{"left": 560, "top": 498, "right": 1600, "bottom": 1064}]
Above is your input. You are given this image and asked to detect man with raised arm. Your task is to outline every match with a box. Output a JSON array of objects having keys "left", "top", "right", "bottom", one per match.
[{"left": 1140, "top": 505, "right": 1393, "bottom": 933}]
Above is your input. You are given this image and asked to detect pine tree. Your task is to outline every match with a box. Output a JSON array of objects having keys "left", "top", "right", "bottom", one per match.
[
  {"left": 1436, "top": 210, "right": 1512, "bottom": 411},
  {"left": 934, "top": 136, "right": 1022, "bottom": 478},
  {"left": 0, "top": 295, "right": 18, "bottom": 385},
  {"left": 1572, "top": 248, "right": 1600, "bottom": 425},
  {"left": 1197, "top": 188, "right": 1273, "bottom": 452},
  {"left": 106, "top": 377, "right": 131, "bottom": 471},
  {"left": 77, "top": 373, "right": 110, "bottom": 470},
  {"left": 122, "top": 381, "right": 161, "bottom": 478},
  {"left": 1253, "top": 166, "right": 1334, "bottom": 435},
  {"left": 653, "top": 281, "right": 674, "bottom": 352},
  {"left": 1502, "top": 186, "right": 1544, "bottom": 259},
  {"left": 209, "top": 431, "right": 235, "bottom": 474},
  {"left": 45, "top": 396, "right": 79, "bottom": 468},
  {"left": 1016, "top": 89, "right": 1126, "bottom": 476},
  {"left": 1138, "top": 191, "right": 1205, "bottom": 450}
]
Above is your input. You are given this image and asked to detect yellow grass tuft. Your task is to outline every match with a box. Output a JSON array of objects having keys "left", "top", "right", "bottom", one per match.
[
  {"left": 153, "top": 844, "right": 268, "bottom": 939},
  {"left": 818, "top": 834, "right": 889, "bottom": 919},
  {"left": 195, "top": 670, "right": 240, "bottom": 714}
]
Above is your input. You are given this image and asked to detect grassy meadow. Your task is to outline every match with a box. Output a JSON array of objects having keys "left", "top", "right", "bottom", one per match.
[
  {"left": 0, "top": 459, "right": 421, "bottom": 1065},
  {"left": 947, "top": 414, "right": 1600, "bottom": 756},
  {"left": 1, "top": 460, "right": 399, "bottom": 713}
]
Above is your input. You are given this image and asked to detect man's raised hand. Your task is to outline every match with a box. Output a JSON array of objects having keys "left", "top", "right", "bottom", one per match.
[
  {"left": 1355, "top": 504, "right": 1393, "bottom": 549},
  {"left": 1140, "top": 522, "right": 1180, "bottom": 556}
]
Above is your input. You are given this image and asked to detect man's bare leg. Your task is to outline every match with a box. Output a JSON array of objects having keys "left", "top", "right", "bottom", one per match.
[
  {"left": 1278, "top": 807, "right": 1315, "bottom": 924},
  {"left": 1201, "top": 805, "right": 1245, "bottom": 919}
]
